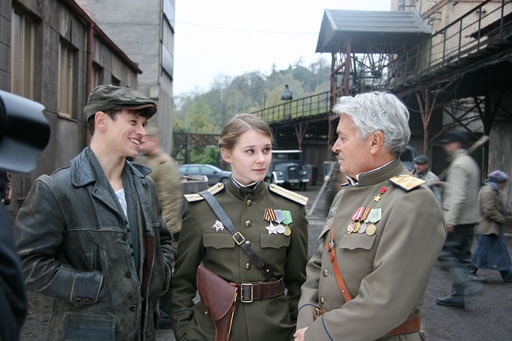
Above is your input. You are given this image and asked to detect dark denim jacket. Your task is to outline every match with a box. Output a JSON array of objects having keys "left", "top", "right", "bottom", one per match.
[{"left": 15, "top": 147, "right": 173, "bottom": 340}]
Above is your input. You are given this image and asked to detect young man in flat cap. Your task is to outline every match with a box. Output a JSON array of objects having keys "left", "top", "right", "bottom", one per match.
[
  {"left": 15, "top": 85, "right": 173, "bottom": 340},
  {"left": 436, "top": 130, "right": 480, "bottom": 309}
]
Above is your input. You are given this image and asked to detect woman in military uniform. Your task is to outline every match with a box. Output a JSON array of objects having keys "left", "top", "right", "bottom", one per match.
[{"left": 170, "top": 114, "right": 309, "bottom": 340}]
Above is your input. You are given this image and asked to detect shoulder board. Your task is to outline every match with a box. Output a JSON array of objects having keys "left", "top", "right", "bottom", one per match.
[
  {"left": 184, "top": 183, "right": 225, "bottom": 202},
  {"left": 268, "top": 184, "right": 308, "bottom": 206},
  {"left": 388, "top": 174, "right": 426, "bottom": 192}
]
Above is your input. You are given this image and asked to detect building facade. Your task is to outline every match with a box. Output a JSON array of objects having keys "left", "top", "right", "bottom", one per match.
[
  {"left": 0, "top": 0, "right": 142, "bottom": 215},
  {"left": 77, "top": 0, "right": 176, "bottom": 154}
]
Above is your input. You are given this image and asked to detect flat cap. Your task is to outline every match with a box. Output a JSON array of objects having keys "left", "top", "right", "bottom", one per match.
[
  {"left": 85, "top": 85, "right": 157, "bottom": 121},
  {"left": 488, "top": 170, "right": 508, "bottom": 183},
  {"left": 439, "top": 130, "right": 470, "bottom": 146},
  {"left": 414, "top": 154, "right": 429, "bottom": 164}
]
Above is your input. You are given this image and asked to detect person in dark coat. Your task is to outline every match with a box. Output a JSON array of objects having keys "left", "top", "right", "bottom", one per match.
[
  {"left": 470, "top": 170, "right": 512, "bottom": 282},
  {"left": 15, "top": 85, "right": 173, "bottom": 340},
  {"left": 170, "top": 114, "right": 308, "bottom": 341}
]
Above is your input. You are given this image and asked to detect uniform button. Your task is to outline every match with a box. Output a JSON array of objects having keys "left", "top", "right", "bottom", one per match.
[
  {"left": 129, "top": 304, "right": 137, "bottom": 312},
  {"left": 245, "top": 220, "right": 251, "bottom": 227},
  {"left": 323, "top": 269, "right": 329, "bottom": 277},
  {"left": 245, "top": 262, "right": 251, "bottom": 270},
  {"left": 246, "top": 200, "right": 252, "bottom": 206},
  {"left": 320, "top": 297, "right": 325, "bottom": 304},
  {"left": 125, "top": 272, "right": 131, "bottom": 278},
  {"left": 246, "top": 240, "right": 251, "bottom": 246},
  {"left": 122, "top": 234, "right": 128, "bottom": 241}
]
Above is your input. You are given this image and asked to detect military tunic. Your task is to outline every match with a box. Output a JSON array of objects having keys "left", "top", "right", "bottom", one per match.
[
  {"left": 170, "top": 180, "right": 308, "bottom": 341},
  {"left": 297, "top": 159, "right": 446, "bottom": 340}
]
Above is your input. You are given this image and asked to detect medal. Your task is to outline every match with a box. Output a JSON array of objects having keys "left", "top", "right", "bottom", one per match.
[
  {"left": 365, "top": 208, "right": 382, "bottom": 236},
  {"left": 212, "top": 220, "right": 224, "bottom": 231},
  {"left": 282, "top": 210, "right": 293, "bottom": 236},
  {"left": 274, "top": 209, "right": 285, "bottom": 234},
  {"left": 373, "top": 186, "right": 388, "bottom": 202},
  {"left": 346, "top": 222, "right": 354, "bottom": 234},
  {"left": 264, "top": 208, "right": 277, "bottom": 234},
  {"left": 366, "top": 224, "right": 377, "bottom": 236}
]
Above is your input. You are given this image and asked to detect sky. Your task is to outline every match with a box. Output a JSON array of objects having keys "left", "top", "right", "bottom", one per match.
[{"left": 173, "top": 0, "right": 392, "bottom": 96}]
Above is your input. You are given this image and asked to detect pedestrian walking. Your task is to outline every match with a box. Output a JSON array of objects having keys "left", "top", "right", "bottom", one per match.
[
  {"left": 170, "top": 113, "right": 309, "bottom": 341},
  {"left": 436, "top": 130, "right": 481, "bottom": 309},
  {"left": 136, "top": 125, "right": 183, "bottom": 329},
  {"left": 15, "top": 85, "right": 173, "bottom": 340},
  {"left": 470, "top": 169, "right": 512, "bottom": 283},
  {"left": 294, "top": 92, "right": 446, "bottom": 340}
]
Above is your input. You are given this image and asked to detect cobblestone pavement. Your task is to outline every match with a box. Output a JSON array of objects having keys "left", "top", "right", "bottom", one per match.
[{"left": 20, "top": 184, "right": 512, "bottom": 340}]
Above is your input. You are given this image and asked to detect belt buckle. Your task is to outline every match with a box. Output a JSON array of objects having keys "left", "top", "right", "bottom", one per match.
[
  {"left": 240, "top": 283, "right": 253, "bottom": 303},
  {"left": 232, "top": 232, "right": 245, "bottom": 245}
]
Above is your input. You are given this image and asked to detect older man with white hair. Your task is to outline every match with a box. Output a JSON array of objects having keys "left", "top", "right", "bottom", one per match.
[{"left": 294, "top": 92, "right": 446, "bottom": 341}]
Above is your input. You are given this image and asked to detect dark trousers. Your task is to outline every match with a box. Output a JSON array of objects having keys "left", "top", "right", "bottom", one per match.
[{"left": 438, "top": 224, "right": 475, "bottom": 296}]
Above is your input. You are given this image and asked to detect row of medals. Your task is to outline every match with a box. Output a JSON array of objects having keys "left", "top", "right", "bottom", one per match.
[
  {"left": 346, "top": 206, "right": 381, "bottom": 236},
  {"left": 264, "top": 208, "right": 292, "bottom": 236}
]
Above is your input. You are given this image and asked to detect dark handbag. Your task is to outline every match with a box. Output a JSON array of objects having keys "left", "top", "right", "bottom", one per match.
[{"left": 196, "top": 265, "right": 237, "bottom": 341}]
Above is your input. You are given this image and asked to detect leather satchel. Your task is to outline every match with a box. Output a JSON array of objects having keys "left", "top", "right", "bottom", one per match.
[{"left": 196, "top": 265, "right": 238, "bottom": 341}]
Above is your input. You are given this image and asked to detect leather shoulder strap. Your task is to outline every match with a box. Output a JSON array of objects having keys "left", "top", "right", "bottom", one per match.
[
  {"left": 327, "top": 227, "right": 352, "bottom": 302},
  {"left": 199, "top": 190, "right": 277, "bottom": 280}
]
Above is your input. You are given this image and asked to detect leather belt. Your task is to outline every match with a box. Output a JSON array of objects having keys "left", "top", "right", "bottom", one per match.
[
  {"left": 387, "top": 313, "right": 420, "bottom": 336},
  {"left": 231, "top": 278, "right": 285, "bottom": 303}
]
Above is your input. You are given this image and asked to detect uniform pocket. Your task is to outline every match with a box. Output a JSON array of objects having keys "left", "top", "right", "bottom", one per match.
[
  {"left": 261, "top": 234, "right": 290, "bottom": 249},
  {"left": 338, "top": 233, "right": 375, "bottom": 250},
  {"left": 203, "top": 233, "right": 235, "bottom": 249}
]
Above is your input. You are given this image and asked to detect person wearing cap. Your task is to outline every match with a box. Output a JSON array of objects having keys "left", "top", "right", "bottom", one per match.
[
  {"left": 15, "top": 85, "right": 173, "bottom": 340},
  {"left": 294, "top": 92, "right": 445, "bottom": 340},
  {"left": 412, "top": 154, "right": 442, "bottom": 203},
  {"left": 135, "top": 126, "right": 182, "bottom": 329},
  {"left": 436, "top": 130, "right": 481, "bottom": 309},
  {"left": 470, "top": 170, "right": 512, "bottom": 283}
]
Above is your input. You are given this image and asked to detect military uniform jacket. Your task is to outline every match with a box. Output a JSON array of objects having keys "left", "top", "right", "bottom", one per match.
[
  {"left": 297, "top": 159, "right": 446, "bottom": 340},
  {"left": 170, "top": 180, "right": 308, "bottom": 341}
]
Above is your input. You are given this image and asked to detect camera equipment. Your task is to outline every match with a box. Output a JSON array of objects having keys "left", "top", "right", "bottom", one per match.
[{"left": 0, "top": 90, "right": 50, "bottom": 173}]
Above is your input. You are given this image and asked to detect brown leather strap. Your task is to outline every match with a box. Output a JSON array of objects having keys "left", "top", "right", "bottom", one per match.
[
  {"left": 327, "top": 227, "right": 352, "bottom": 302},
  {"left": 231, "top": 278, "right": 285, "bottom": 303},
  {"left": 387, "top": 313, "right": 421, "bottom": 336}
]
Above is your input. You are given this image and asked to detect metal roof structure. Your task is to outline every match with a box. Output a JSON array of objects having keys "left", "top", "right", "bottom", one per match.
[{"left": 316, "top": 10, "right": 432, "bottom": 53}]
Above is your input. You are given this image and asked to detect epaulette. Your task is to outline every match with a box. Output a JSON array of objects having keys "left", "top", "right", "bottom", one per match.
[
  {"left": 268, "top": 184, "right": 308, "bottom": 206},
  {"left": 388, "top": 174, "right": 426, "bottom": 192},
  {"left": 184, "top": 183, "right": 225, "bottom": 202}
]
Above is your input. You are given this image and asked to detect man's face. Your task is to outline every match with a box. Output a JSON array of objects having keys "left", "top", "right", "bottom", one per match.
[
  {"left": 103, "top": 110, "right": 147, "bottom": 159},
  {"left": 331, "top": 115, "right": 372, "bottom": 179},
  {"left": 414, "top": 162, "right": 428, "bottom": 174},
  {"left": 442, "top": 141, "right": 460, "bottom": 155}
]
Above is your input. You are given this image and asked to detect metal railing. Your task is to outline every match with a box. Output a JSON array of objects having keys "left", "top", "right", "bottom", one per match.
[{"left": 252, "top": 91, "right": 330, "bottom": 123}]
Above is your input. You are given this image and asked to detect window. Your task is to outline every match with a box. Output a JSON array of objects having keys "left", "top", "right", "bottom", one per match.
[
  {"left": 91, "top": 62, "right": 104, "bottom": 88},
  {"left": 11, "top": 8, "right": 37, "bottom": 99},
  {"left": 58, "top": 38, "right": 77, "bottom": 118}
]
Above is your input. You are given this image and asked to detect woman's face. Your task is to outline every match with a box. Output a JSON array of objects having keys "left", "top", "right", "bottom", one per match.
[{"left": 221, "top": 129, "right": 272, "bottom": 185}]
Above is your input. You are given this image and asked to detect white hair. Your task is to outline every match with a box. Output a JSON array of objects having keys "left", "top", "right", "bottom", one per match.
[{"left": 332, "top": 92, "right": 411, "bottom": 155}]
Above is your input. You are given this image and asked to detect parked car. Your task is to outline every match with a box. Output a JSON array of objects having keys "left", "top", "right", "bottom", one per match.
[
  {"left": 266, "top": 150, "right": 309, "bottom": 190},
  {"left": 178, "top": 164, "right": 231, "bottom": 186}
]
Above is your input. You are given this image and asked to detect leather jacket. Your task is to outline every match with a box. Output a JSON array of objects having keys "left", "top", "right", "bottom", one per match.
[{"left": 15, "top": 147, "right": 173, "bottom": 340}]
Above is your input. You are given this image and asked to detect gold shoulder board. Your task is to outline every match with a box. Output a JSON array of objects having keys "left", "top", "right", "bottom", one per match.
[
  {"left": 268, "top": 184, "right": 308, "bottom": 206},
  {"left": 389, "top": 174, "right": 426, "bottom": 192},
  {"left": 184, "top": 183, "right": 225, "bottom": 202}
]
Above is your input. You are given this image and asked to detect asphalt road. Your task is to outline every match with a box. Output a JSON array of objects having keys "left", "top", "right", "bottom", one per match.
[{"left": 21, "top": 184, "right": 512, "bottom": 340}]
